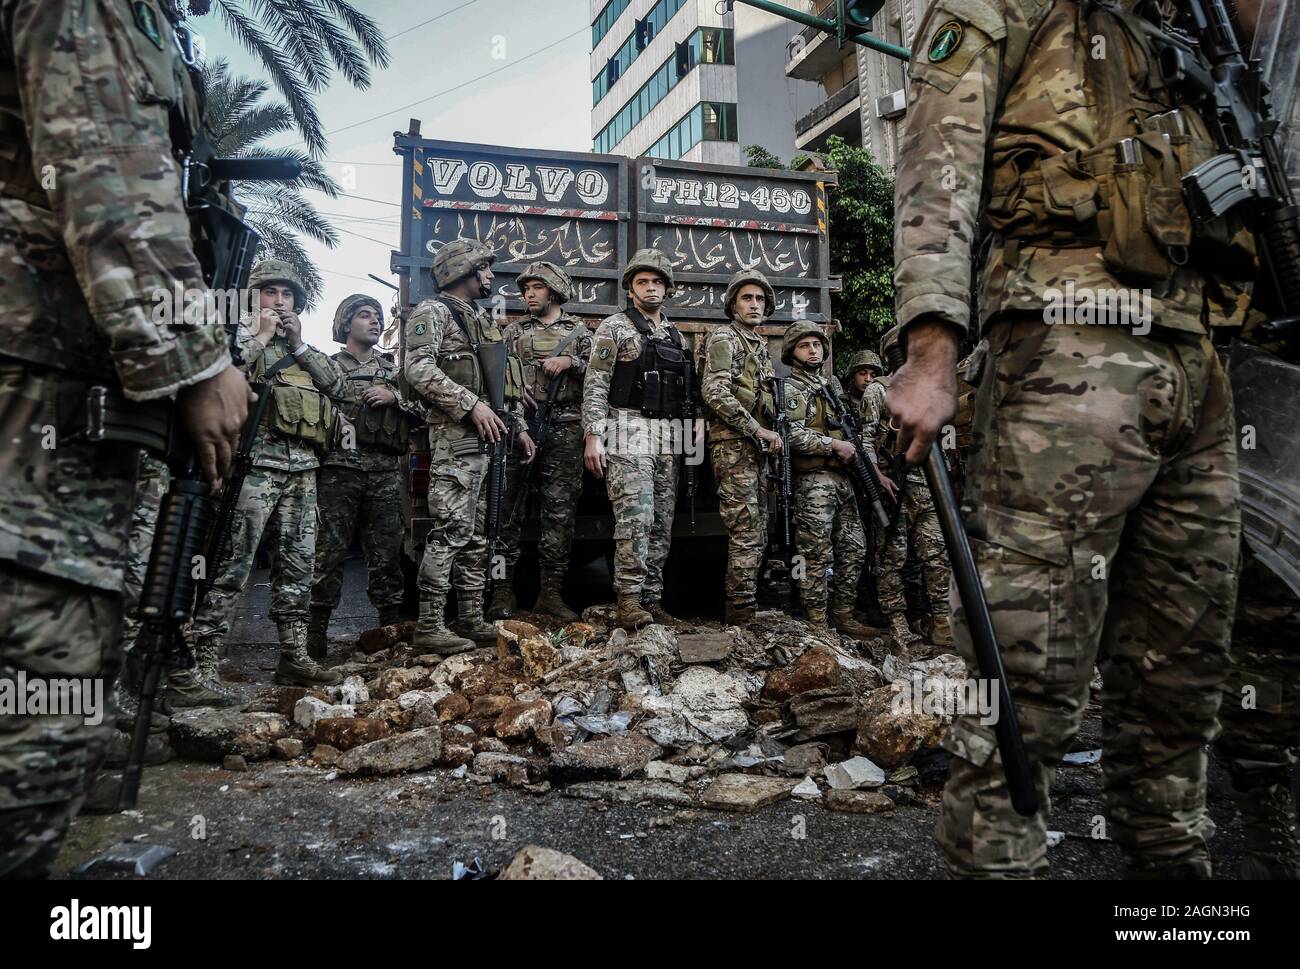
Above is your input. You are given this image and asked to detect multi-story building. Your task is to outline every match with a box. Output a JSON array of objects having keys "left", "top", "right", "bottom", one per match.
[{"left": 590, "top": 0, "right": 823, "bottom": 165}]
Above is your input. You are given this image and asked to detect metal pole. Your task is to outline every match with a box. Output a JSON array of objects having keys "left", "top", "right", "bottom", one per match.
[{"left": 729, "top": 0, "right": 912, "bottom": 61}]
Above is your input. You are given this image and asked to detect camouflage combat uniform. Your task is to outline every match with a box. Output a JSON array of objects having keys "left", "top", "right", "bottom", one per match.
[
  {"left": 896, "top": 0, "right": 1247, "bottom": 877},
  {"left": 783, "top": 328, "right": 867, "bottom": 626},
  {"left": 860, "top": 369, "right": 951, "bottom": 647},
  {"left": 498, "top": 284, "right": 591, "bottom": 617},
  {"left": 0, "top": 0, "right": 230, "bottom": 877},
  {"left": 701, "top": 271, "right": 778, "bottom": 622}
]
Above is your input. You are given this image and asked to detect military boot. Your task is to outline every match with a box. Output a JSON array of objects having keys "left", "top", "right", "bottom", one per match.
[
  {"left": 306, "top": 606, "right": 331, "bottom": 659},
  {"left": 725, "top": 600, "right": 756, "bottom": 627},
  {"left": 887, "top": 613, "right": 920, "bottom": 647},
  {"left": 452, "top": 596, "right": 498, "bottom": 643},
  {"left": 376, "top": 604, "right": 403, "bottom": 627},
  {"left": 832, "top": 607, "right": 883, "bottom": 640},
  {"left": 534, "top": 574, "right": 579, "bottom": 622},
  {"left": 929, "top": 612, "right": 954, "bottom": 648},
  {"left": 1236, "top": 783, "right": 1300, "bottom": 880},
  {"left": 166, "top": 636, "right": 239, "bottom": 708},
  {"left": 275, "top": 620, "right": 343, "bottom": 687},
  {"left": 615, "top": 594, "right": 652, "bottom": 629},
  {"left": 413, "top": 596, "right": 474, "bottom": 656},
  {"left": 642, "top": 599, "right": 678, "bottom": 625},
  {"left": 804, "top": 605, "right": 830, "bottom": 628},
  {"left": 487, "top": 573, "right": 516, "bottom": 620}
]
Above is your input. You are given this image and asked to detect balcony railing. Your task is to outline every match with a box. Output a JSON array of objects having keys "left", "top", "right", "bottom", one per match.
[
  {"left": 786, "top": 1, "right": 838, "bottom": 61},
  {"left": 795, "top": 76, "right": 860, "bottom": 135}
]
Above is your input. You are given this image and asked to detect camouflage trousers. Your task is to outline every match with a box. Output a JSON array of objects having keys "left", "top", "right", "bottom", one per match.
[
  {"left": 793, "top": 467, "right": 866, "bottom": 614},
  {"left": 876, "top": 479, "right": 949, "bottom": 620},
  {"left": 312, "top": 465, "right": 405, "bottom": 613},
  {"left": 189, "top": 465, "right": 318, "bottom": 644},
  {"left": 0, "top": 568, "right": 121, "bottom": 878},
  {"left": 1214, "top": 544, "right": 1300, "bottom": 793},
  {"left": 710, "top": 437, "right": 768, "bottom": 607},
  {"left": 417, "top": 429, "right": 489, "bottom": 603},
  {"left": 500, "top": 420, "right": 584, "bottom": 574},
  {"left": 940, "top": 315, "right": 1239, "bottom": 879},
  {"left": 119, "top": 453, "right": 168, "bottom": 652},
  {"left": 605, "top": 420, "right": 680, "bottom": 602}
]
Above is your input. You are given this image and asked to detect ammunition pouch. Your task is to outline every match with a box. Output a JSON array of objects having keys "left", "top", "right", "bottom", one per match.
[
  {"left": 252, "top": 353, "right": 336, "bottom": 451},
  {"left": 521, "top": 326, "right": 582, "bottom": 405},
  {"left": 790, "top": 391, "right": 844, "bottom": 473},
  {"left": 341, "top": 375, "right": 411, "bottom": 455}
]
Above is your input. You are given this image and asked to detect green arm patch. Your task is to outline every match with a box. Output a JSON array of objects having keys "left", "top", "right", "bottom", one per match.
[
  {"left": 706, "top": 335, "right": 734, "bottom": 374},
  {"left": 929, "top": 20, "right": 964, "bottom": 61},
  {"left": 590, "top": 337, "right": 618, "bottom": 373}
]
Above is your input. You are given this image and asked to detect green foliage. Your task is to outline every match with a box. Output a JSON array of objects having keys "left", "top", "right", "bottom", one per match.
[{"left": 746, "top": 137, "right": 896, "bottom": 372}]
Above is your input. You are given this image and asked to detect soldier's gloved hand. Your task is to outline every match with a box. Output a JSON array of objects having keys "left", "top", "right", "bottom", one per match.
[
  {"left": 517, "top": 430, "right": 537, "bottom": 464},
  {"left": 469, "top": 400, "right": 506, "bottom": 443},
  {"left": 541, "top": 356, "right": 572, "bottom": 377},
  {"left": 179, "top": 363, "right": 255, "bottom": 492},
  {"left": 889, "top": 318, "right": 959, "bottom": 465},
  {"left": 584, "top": 432, "right": 608, "bottom": 479},
  {"left": 830, "top": 439, "right": 856, "bottom": 463},
  {"left": 756, "top": 427, "right": 783, "bottom": 454},
  {"left": 363, "top": 386, "right": 397, "bottom": 407}
]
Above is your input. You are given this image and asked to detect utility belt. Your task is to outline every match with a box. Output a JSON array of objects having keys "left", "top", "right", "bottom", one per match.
[
  {"left": 77, "top": 386, "right": 177, "bottom": 458},
  {"left": 987, "top": 111, "right": 1256, "bottom": 287}
]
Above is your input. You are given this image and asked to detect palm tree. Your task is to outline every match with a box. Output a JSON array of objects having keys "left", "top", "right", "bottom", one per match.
[
  {"left": 205, "top": 59, "right": 340, "bottom": 306},
  {"left": 184, "top": 0, "right": 390, "bottom": 158}
]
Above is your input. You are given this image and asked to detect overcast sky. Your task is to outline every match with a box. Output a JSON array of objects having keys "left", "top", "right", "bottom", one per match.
[{"left": 198, "top": 0, "right": 594, "bottom": 349}]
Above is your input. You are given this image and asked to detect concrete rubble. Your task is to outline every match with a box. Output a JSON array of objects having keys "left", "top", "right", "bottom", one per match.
[{"left": 169, "top": 607, "right": 964, "bottom": 821}]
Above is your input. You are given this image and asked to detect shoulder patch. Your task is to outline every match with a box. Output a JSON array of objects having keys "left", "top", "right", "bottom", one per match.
[
  {"left": 414, "top": 322, "right": 426, "bottom": 335},
  {"left": 132, "top": 1, "right": 166, "bottom": 50},
  {"left": 928, "top": 20, "right": 964, "bottom": 62}
]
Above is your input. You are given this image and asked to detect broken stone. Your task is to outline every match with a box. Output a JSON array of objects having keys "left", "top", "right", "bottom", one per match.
[
  {"left": 435, "top": 692, "right": 470, "bottom": 721},
  {"left": 533, "top": 722, "right": 574, "bottom": 754},
  {"left": 493, "top": 698, "right": 553, "bottom": 741},
  {"left": 550, "top": 734, "right": 662, "bottom": 782},
  {"left": 763, "top": 645, "right": 842, "bottom": 703},
  {"left": 314, "top": 717, "right": 389, "bottom": 751},
  {"left": 782, "top": 742, "right": 828, "bottom": 774},
  {"left": 370, "top": 666, "right": 433, "bottom": 700},
  {"left": 495, "top": 618, "right": 543, "bottom": 660},
  {"left": 473, "top": 751, "right": 542, "bottom": 787},
  {"left": 293, "top": 696, "right": 355, "bottom": 731},
  {"left": 312, "top": 744, "right": 340, "bottom": 766},
  {"left": 676, "top": 631, "right": 734, "bottom": 664},
  {"left": 336, "top": 675, "right": 370, "bottom": 706},
  {"left": 272, "top": 738, "right": 304, "bottom": 760},
  {"left": 787, "top": 687, "right": 862, "bottom": 740},
  {"left": 470, "top": 694, "right": 510, "bottom": 719},
  {"left": 438, "top": 744, "right": 475, "bottom": 768},
  {"left": 791, "top": 776, "right": 821, "bottom": 800},
  {"left": 701, "top": 773, "right": 798, "bottom": 813},
  {"left": 852, "top": 684, "right": 946, "bottom": 769},
  {"left": 169, "top": 709, "right": 289, "bottom": 762},
  {"left": 337, "top": 727, "right": 443, "bottom": 777},
  {"left": 267, "top": 686, "right": 329, "bottom": 718},
  {"left": 640, "top": 666, "right": 752, "bottom": 747},
  {"left": 472, "top": 737, "right": 508, "bottom": 754},
  {"left": 223, "top": 754, "right": 248, "bottom": 772},
  {"left": 519, "top": 637, "right": 563, "bottom": 679},
  {"left": 824, "top": 756, "right": 886, "bottom": 790},
  {"left": 644, "top": 760, "right": 695, "bottom": 784},
  {"left": 498, "top": 845, "right": 602, "bottom": 881},
  {"left": 356, "top": 621, "right": 413, "bottom": 654},
  {"left": 561, "top": 780, "right": 694, "bottom": 807},
  {"left": 881, "top": 784, "right": 923, "bottom": 806},
  {"left": 824, "top": 789, "right": 895, "bottom": 814}
]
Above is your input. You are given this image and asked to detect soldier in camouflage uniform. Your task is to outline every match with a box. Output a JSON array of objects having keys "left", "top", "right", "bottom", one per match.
[
  {"left": 701, "top": 270, "right": 783, "bottom": 626},
  {"left": 405, "top": 239, "right": 535, "bottom": 654},
  {"left": 188, "top": 261, "right": 343, "bottom": 689},
  {"left": 860, "top": 326, "right": 951, "bottom": 650},
  {"left": 781, "top": 324, "right": 873, "bottom": 636},
  {"left": 308, "top": 294, "right": 422, "bottom": 657},
  {"left": 842, "top": 349, "right": 883, "bottom": 412},
  {"left": 583, "top": 249, "right": 688, "bottom": 629},
  {"left": 891, "top": 0, "right": 1250, "bottom": 877},
  {"left": 0, "top": 0, "right": 250, "bottom": 877},
  {"left": 492, "top": 262, "right": 591, "bottom": 622}
]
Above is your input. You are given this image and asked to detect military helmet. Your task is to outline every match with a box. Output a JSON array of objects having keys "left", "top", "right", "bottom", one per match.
[
  {"left": 879, "top": 324, "right": 905, "bottom": 369},
  {"left": 845, "top": 349, "right": 884, "bottom": 377},
  {"left": 723, "top": 269, "right": 776, "bottom": 320},
  {"left": 332, "top": 294, "right": 384, "bottom": 343},
  {"left": 781, "top": 321, "right": 829, "bottom": 365},
  {"left": 433, "top": 238, "right": 495, "bottom": 289},
  {"left": 620, "top": 248, "right": 675, "bottom": 294},
  {"left": 248, "top": 259, "right": 307, "bottom": 313},
  {"left": 516, "top": 261, "right": 574, "bottom": 305}
]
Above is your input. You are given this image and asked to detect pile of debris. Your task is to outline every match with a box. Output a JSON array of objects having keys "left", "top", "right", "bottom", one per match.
[{"left": 170, "top": 608, "right": 971, "bottom": 815}]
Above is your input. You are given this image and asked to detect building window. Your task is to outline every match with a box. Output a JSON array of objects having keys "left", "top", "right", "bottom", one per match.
[
  {"left": 592, "top": 0, "right": 689, "bottom": 107},
  {"left": 644, "top": 102, "right": 738, "bottom": 160},
  {"left": 592, "top": 0, "right": 632, "bottom": 47}
]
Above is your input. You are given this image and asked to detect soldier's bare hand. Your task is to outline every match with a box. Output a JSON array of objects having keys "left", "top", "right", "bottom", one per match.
[
  {"left": 877, "top": 473, "right": 898, "bottom": 501},
  {"left": 469, "top": 401, "right": 506, "bottom": 442},
  {"left": 363, "top": 386, "right": 396, "bottom": 407},
  {"left": 516, "top": 430, "right": 537, "bottom": 464},
  {"left": 522, "top": 386, "right": 537, "bottom": 411},
  {"left": 756, "top": 427, "right": 782, "bottom": 453},
  {"left": 889, "top": 318, "right": 959, "bottom": 465},
  {"left": 178, "top": 363, "right": 253, "bottom": 492},
  {"left": 541, "top": 356, "right": 572, "bottom": 377},
  {"left": 584, "top": 433, "right": 607, "bottom": 479},
  {"left": 255, "top": 308, "right": 280, "bottom": 344},
  {"left": 278, "top": 311, "right": 304, "bottom": 350},
  {"left": 830, "top": 439, "right": 856, "bottom": 463}
]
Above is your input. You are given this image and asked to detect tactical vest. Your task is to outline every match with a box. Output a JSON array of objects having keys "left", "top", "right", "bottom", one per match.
[
  {"left": 790, "top": 377, "right": 846, "bottom": 474},
  {"left": 251, "top": 344, "right": 336, "bottom": 451},
  {"left": 435, "top": 297, "right": 525, "bottom": 403},
  {"left": 985, "top": 0, "right": 1255, "bottom": 291},
  {"left": 517, "top": 318, "right": 585, "bottom": 406},
  {"left": 337, "top": 354, "right": 410, "bottom": 454},
  {"left": 705, "top": 324, "right": 776, "bottom": 440},
  {"left": 609, "top": 311, "right": 689, "bottom": 419}
]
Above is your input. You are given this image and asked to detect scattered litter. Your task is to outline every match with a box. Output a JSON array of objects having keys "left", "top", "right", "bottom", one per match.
[{"left": 74, "top": 842, "right": 176, "bottom": 877}]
